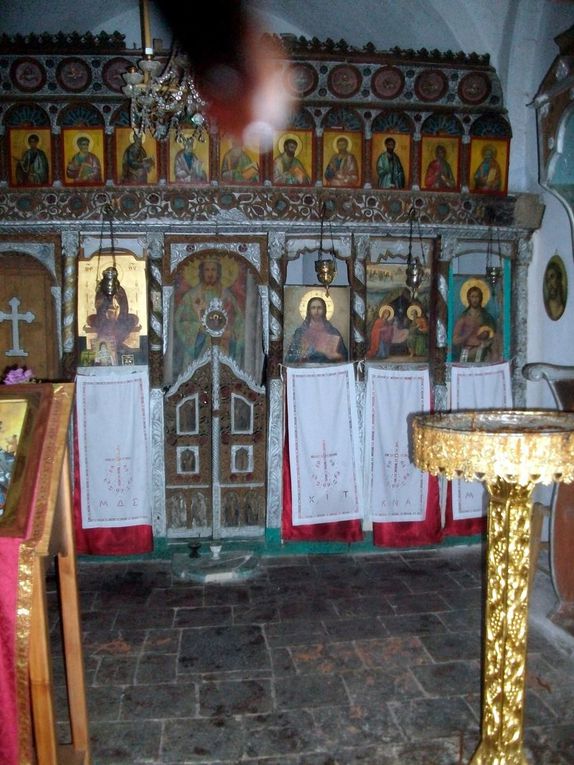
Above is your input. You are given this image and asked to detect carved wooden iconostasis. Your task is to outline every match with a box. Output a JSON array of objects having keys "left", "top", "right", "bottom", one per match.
[{"left": 0, "top": 32, "right": 544, "bottom": 547}]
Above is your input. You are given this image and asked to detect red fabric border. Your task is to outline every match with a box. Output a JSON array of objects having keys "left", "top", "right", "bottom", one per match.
[
  {"left": 372, "top": 473, "right": 442, "bottom": 548},
  {"left": 282, "top": 433, "right": 363, "bottom": 542},
  {"left": 442, "top": 482, "right": 486, "bottom": 538},
  {"left": 72, "top": 419, "right": 153, "bottom": 556}
]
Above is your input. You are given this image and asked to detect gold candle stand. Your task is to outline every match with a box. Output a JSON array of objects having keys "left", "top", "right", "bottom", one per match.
[{"left": 412, "top": 410, "right": 574, "bottom": 765}]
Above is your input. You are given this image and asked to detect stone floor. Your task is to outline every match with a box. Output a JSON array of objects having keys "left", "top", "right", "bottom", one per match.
[{"left": 49, "top": 542, "right": 574, "bottom": 765}]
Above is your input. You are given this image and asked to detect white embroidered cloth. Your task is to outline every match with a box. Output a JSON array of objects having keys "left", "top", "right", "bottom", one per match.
[
  {"left": 450, "top": 362, "right": 513, "bottom": 519},
  {"left": 76, "top": 370, "right": 152, "bottom": 528},
  {"left": 286, "top": 364, "right": 363, "bottom": 525},
  {"left": 365, "top": 366, "right": 430, "bottom": 523}
]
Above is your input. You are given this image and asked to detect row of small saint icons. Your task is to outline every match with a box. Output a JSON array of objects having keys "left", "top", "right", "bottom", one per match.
[{"left": 13, "top": 133, "right": 503, "bottom": 192}]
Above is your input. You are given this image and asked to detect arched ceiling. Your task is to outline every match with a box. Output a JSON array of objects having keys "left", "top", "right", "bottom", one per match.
[
  {"left": 246, "top": 0, "right": 486, "bottom": 54},
  {"left": 2, "top": 0, "right": 497, "bottom": 59}
]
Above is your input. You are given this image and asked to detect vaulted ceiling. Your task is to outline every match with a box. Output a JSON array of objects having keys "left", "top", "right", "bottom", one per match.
[{"left": 1, "top": 1, "right": 503, "bottom": 59}]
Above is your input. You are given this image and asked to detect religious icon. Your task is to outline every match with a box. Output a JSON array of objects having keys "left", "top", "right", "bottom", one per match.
[
  {"left": 420, "top": 136, "right": 460, "bottom": 191},
  {"left": 170, "top": 253, "right": 249, "bottom": 378},
  {"left": 177, "top": 446, "right": 199, "bottom": 475},
  {"left": 283, "top": 286, "right": 350, "bottom": 364},
  {"left": 168, "top": 132, "right": 209, "bottom": 184},
  {"left": 0, "top": 385, "right": 58, "bottom": 538},
  {"left": 366, "top": 256, "right": 431, "bottom": 362},
  {"left": 77, "top": 248, "right": 148, "bottom": 366},
  {"left": 449, "top": 276, "right": 502, "bottom": 363},
  {"left": 9, "top": 128, "right": 52, "bottom": 187},
  {"left": 115, "top": 128, "right": 158, "bottom": 185},
  {"left": 231, "top": 444, "right": 253, "bottom": 473},
  {"left": 543, "top": 253, "right": 567, "bottom": 321},
  {"left": 0, "top": 399, "right": 27, "bottom": 519},
  {"left": 231, "top": 394, "right": 253, "bottom": 434},
  {"left": 371, "top": 132, "right": 410, "bottom": 189},
  {"left": 220, "top": 133, "right": 260, "bottom": 184},
  {"left": 62, "top": 128, "right": 105, "bottom": 186},
  {"left": 272, "top": 131, "right": 313, "bottom": 185},
  {"left": 176, "top": 396, "right": 199, "bottom": 434},
  {"left": 322, "top": 131, "right": 361, "bottom": 188},
  {"left": 469, "top": 137, "right": 509, "bottom": 195}
]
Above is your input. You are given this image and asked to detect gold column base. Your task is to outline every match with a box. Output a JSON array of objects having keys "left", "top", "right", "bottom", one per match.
[
  {"left": 470, "top": 741, "right": 530, "bottom": 765},
  {"left": 469, "top": 478, "right": 534, "bottom": 765}
]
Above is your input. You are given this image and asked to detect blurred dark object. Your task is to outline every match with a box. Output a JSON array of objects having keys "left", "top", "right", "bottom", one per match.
[{"left": 152, "top": 0, "right": 290, "bottom": 136}]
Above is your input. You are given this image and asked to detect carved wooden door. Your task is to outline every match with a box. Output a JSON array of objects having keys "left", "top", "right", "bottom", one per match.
[
  {"left": 164, "top": 348, "right": 266, "bottom": 539},
  {"left": 0, "top": 253, "right": 59, "bottom": 379},
  {"left": 164, "top": 247, "right": 266, "bottom": 540}
]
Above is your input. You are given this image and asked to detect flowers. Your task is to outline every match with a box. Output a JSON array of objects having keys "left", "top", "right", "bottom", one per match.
[{"left": 1, "top": 365, "right": 36, "bottom": 385}]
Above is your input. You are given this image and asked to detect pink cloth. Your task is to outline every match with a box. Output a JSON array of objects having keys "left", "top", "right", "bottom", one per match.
[{"left": 0, "top": 538, "right": 28, "bottom": 765}]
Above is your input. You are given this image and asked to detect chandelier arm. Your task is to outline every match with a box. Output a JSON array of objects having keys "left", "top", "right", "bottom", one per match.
[{"left": 140, "top": 0, "right": 153, "bottom": 55}]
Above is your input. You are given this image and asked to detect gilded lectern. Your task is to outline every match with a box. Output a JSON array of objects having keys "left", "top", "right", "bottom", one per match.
[{"left": 413, "top": 410, "right": 574, "bottom": 765}]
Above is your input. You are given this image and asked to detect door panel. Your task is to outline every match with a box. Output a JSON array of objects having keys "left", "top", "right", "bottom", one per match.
[
  {"left": 164, "top": 360, "right": 213, "bottom": 535},
  {"left": 219, "top": 361, "right": 266, "bottom": 533},
  {"left": 0, "top": 253, "right": 59, "bottom": 379},
  {"left": 164, "top": 352, "right": 266, "bottom": 539}
]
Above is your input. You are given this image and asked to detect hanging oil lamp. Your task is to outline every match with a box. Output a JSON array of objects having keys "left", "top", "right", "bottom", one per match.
[{"left": 314, "top": 204, "right": 338, "bottom": 296}]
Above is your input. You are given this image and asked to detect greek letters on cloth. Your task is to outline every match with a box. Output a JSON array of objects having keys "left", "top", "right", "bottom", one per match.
[
  {"left": 365, "top": 366, "right": 430, "bottom": 523},
  {"left": 286, "top": 364, "right": 363, "bottom": 525},
  {"left": 76, "top": 371, "right": 152, "bottom": 528},
  {"left": 450, "top": 362, "right": 512, "bottom": 520}
]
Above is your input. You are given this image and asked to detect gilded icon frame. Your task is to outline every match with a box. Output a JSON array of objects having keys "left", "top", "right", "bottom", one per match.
[
  {"left": 8, "top": 127, "right": 52, "bottom": 187},
  {"left": 114, "top": 128, "right": 158, "bottom": 185},
  {"left": 0, "top": 384, "right": 54, "bottom": 537},
  {"left": 420, "top": 135, "right": 461, "bottom": 191},
  {"left": 469, "top": 137, "right": 509, "bottom": 195},
  {"left": 62, "top": 127, "right": 105, "bottom": 186},
  {"left": 168, "top": 132, "right": 210, "bottom": 184},
  {"left": 272, "top": 130, "right": 314, "bottom": 186},
  {"left": 371, "top": 132, "right": 411, "bottom": 189},
  {"left": 283, "top": 286, "right": 350, "bottom": 365},
  {"left": 322, "top": 130, "right": 362, "bottom": 188}
]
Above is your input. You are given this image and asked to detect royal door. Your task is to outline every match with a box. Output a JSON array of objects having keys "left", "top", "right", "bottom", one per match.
[{"left": 163, "top": 243, "right": 267, "bottom": 539}]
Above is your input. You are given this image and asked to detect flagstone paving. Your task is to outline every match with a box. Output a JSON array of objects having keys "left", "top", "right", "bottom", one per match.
[{"left": 49, "top": 543, "right": 574, "bottom": 764}]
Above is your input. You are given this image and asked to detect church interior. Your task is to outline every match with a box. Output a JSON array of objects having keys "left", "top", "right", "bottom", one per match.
[{"left": 1, "top": 1, "right": 574, "bottom": 763}]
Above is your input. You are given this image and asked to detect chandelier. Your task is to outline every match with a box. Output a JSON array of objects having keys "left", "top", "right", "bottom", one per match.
[{"left": 121, "top": 1, "right": 208, "bottom": 142}]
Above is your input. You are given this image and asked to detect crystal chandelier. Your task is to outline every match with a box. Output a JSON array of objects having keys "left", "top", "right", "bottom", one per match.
[{"left": 122, "top": 1, "right": 208, "bottom": 142}]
